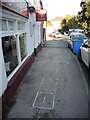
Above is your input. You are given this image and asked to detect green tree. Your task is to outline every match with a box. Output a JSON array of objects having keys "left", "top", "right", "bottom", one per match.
[
  {"left": 60, "top": 14, "right": 79, "bottom": 31},
  {"left": 76, "top": 1, "right": 90, "bottom": 31},
  {"left": 85, "top": 1, "right": 90, "bottom": 31},
  {"left": 65, "top": 14, "right": 74, "bottom": 22},
  {"left": 67, "top": 16, "right": 79, "bottom": 29},
  {"left": 61, "top": 19, "right": 66, "bottom": 28},
  {"left": 61, "top": 18, "right": 68, "bottom": 32}
]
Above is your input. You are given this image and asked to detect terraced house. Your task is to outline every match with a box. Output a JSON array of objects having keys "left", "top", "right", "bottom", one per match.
[{"left": 0, "top": 0, "right": 46, "bottom": 114}]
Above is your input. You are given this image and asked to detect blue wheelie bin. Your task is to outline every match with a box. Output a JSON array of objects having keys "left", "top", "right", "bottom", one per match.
[{"left": 72, "top": 40, "right": 85, "bottom": 55}]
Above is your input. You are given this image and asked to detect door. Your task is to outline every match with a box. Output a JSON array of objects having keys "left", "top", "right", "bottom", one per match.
[{"left": 81, "top": 40, "right": 90, "bottom": 67}]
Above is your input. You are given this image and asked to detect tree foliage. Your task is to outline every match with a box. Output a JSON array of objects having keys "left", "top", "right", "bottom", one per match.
[
  {"left": 60, "top": 14, "right": 78, "bottom": 32},
  {"left": 46, "top": 20, "right": 53, "bottom": 26},
  {"left": 60, "top": 1, "right": 90, "bottom": 32},
  {"left": 76, "top": 1, "right": 90, "bottom": 31}
]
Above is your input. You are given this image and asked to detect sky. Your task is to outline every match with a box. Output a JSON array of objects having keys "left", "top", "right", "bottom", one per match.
[{"left": 42, "top": 0, "right": 82, "bottom": 19}]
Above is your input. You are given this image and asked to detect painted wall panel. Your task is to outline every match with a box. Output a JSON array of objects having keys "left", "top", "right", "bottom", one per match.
[{"left": 0, "top": 38, "right": 7, "bottom": 96}]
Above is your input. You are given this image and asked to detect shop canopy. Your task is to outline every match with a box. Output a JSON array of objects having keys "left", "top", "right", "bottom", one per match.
[{"left": 1, "top": 0, "right": 29, "bottom": 18}]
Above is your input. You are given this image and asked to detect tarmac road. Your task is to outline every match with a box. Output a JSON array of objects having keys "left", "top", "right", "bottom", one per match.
[{"left": 7, "top": 37, "right": 88, "bottom": 118}]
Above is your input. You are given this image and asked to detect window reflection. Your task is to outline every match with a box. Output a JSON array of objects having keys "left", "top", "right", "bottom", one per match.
[
  {"left": 72, "top": 34, "right": 87, "bottom": 40},
  {"left": 18, "top": 21, "right": 25, "bottom": 30},
  {"left": 2, "top": 19, "right": 7, "bottom": 31},
  {"left": 85, "top": 39, "right": 90, "bottom": 48},
  {"left": 19, "top": 33, "right": 27, "bottom": 61},
  {"left": 8, "top": 20, "right": 15, "bottom": 31},
  {"left": 2, "top": 36, "right": 18, "bottom": 76}
]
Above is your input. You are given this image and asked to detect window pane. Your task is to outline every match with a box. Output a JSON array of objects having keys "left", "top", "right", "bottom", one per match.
[
  {"left": 73, "top": 34, "right": 85, "bottom": 40},
  {"left": 2, "top": 35, "right": 18, "bottom": 76},
  {"left": 8, "top": 20, "right": 15, "bottom": 31},
  {"left": 0, "top": 19, "right": 2, "bottom": 31},
  {"left": 2, "top": 19, "right": 7, "bottom": 31},
  {"left": 85, "top": 39, "right": 90, "bottom": 48},
  {"left": 18, "top": 21, "right": 25, "bottom": 30},
  {"left": 19, "top": 33, "right": 27, "bottom": 61},
  {"left": 88, "top": 40, "right": 90, "bottom": 47}
]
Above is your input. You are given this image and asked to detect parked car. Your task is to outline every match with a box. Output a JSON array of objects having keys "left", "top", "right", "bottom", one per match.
[
  {"left": 52, "top": 32, "right": 55, "bottom": 38},
  {"left": 78, "top": 39, "right": 90, "bottom": 68},
  {"left": 69, "top": 29, "right": 84, "bottom": 35},
  {"left": 64, "top": 31, "right": 69, "bottom": 36},
  {"left": 48, "top": 33, "right": 52, "bottom": 37},
  {"left": 55, "top": 32, "right": 62, "bottom": 38},
  {"left": 67, "top": 32, "right": 87, "bottom": 54}
]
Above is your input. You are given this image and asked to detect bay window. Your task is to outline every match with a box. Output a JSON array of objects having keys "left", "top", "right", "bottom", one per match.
[
  {"left": 18, "top": 21, "right": 25, "bottom": 30},
  {"left": 2, "top": 19, "right": 7, "bottom": 31},
  {"left": 1, "top": 19, "right": 27, "bottom": 77},
  {"left": 2, "top": 35, "right": 18, "bottom": 76},
  {"left": 8, "top": 20, "right": 15, "bottom": 31},
  {"left": 19, "top": 33, "right": 27, "bottom": 61}
]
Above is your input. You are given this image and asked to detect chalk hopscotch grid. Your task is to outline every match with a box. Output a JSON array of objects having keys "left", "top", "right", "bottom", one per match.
[{"left": 32, "top": 77, "right": 58, "bottom": 109}]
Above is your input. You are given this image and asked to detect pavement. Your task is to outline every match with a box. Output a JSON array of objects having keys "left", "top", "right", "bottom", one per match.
[{"left": 6, "top": 36, "right": 88, "bottom": 118}]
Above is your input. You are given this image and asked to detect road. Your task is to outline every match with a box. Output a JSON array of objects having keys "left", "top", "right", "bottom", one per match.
[{"left": 6, "top": 36, "right": 88, "bottom": 119}]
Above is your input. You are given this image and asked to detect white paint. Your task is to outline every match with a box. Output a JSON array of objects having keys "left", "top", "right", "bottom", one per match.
[
  {"left": 43, "top": 96, "right": 46, "bottom": 103},
  {"left": 40, "top": 92, "right": 54, "bottom": 95},
  {"left": 16, "top": 35, "right": 21, "bottom": 64},
  {"left": 33, "top": 105, "right": 53, "bottom": 110},
  {"left": 32, "top": 78, "right": 44, "bottom": 107},
  {"left": 33, "top": 77, "right": 58, "bottom": 110},
  {"left": 64, "top": 60, "right": 69, "bottom": 65},
  {"left": 0, "top": 37, "right": 7, "bottom": 96},
  {"left": 27, "top": 13, "right": 34, "bottom": 55},
  {"left": 52, "top": 78, "right": 58, "bottom": 109}
]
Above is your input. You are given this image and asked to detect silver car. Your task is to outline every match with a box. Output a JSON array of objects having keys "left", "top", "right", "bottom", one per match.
[
  {"left": 55, "top": 32, "right": 62, "bottom": 38},
  {"left": 78, "top": 39, "right": 90, "bottom": 68}
]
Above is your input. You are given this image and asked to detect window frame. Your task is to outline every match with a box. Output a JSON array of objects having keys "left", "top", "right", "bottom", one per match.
[{"left": 0, "top": 18, "right": 28, "bottom": 80}]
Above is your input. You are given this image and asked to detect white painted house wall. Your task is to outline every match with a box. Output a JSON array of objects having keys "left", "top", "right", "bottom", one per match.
[
  {"left": 27, "top": 13, "right": 34, "bottom": 55},
  {"left": 0, "top": 4, "right": 42, "bottom": 96},
  {"left": 35, "top": 23, "right": 40, "bottom": 48},
  {"left": 51, "top": 21, "right": 61, "bottom": 29},
  {"left": 0, "top": 37, "right": 7, "bottom": 97},
  {"left": 0, "top": 6, "right": 7, "bottom": 97},
  {"left": 0, "top": 9, "right": 29, "bottom": 84}
]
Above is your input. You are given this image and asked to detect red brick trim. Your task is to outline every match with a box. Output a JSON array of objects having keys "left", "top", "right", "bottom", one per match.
[
  {"left": 34, "top": 43, "right": 42, "bottom": 56},
  {"left": 0, "top": 96, "right": 2, "bottom": 120},
  {"left": 2, "top": 52, "right": 35, "bottom": 106}
]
